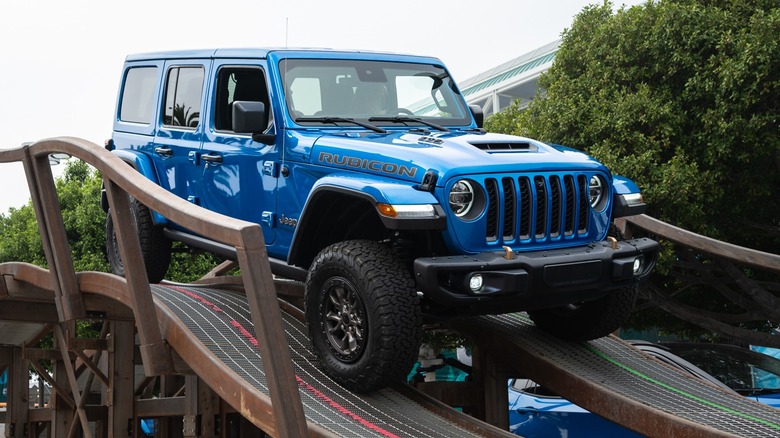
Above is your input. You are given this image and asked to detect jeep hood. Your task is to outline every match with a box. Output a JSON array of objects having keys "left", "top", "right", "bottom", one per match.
[{"left": 308, "top": 130, "right": 608, "bottom": 184}]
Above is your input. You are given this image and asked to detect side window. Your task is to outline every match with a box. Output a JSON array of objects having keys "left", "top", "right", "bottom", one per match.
[
  {"left": 214, "top": 67, "right": 269, "bottom": 132},
  {"left": 163, "top": 66, "right": 204, "bottom": 128},
  {"left": 119, "top": 67, "right": 158, "bottom": 124}
]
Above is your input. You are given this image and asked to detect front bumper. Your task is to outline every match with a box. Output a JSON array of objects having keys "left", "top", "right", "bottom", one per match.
[{"left": 413, "top": 237, "right": 659, "bottom": 313}]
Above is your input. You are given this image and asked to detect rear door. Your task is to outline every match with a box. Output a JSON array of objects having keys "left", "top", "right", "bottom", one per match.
[{"left": 151, "top": 60, "right": 209, "bottom": 206}]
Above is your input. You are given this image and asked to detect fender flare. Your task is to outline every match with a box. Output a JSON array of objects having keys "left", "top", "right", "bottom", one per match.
[
  {"left": 611, "top": 175, "right": 646, "bottom": 218},
  {"left": 287, "top": 176, "right": 445, "bottom": 267}
]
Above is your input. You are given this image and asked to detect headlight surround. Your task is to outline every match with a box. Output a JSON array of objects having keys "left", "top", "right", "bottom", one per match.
[
  {"left": 449, "top": 180, "right": 476, "bottom": 217},
  {"left": 589, "top": 175, "right": 608, "bottom": 211},
  {"left": 448, "top": 179, "right": 487, "bottom": 221}
]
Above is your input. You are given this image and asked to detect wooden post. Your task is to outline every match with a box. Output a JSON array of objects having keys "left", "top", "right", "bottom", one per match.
[
  {"left": 21, "top": 146, "right": 86, "bottom": 322},
  {"left": 472, "top": 344, "right": 509, "bottom": 430},
  {"left": 108, "top": 321, "right": 134, "bottom": 438},
  {"left": 52, "top": 323, "right": 75, "bottom": 438},
  {"left": 198, "top": 378, "right": 219, "bottom": 438},
  {"left": 183, "top": 375, "right": 198, "bottom": 437},
  {"left": 103, "top": 179, "right": 173, "bottom": 376},
  {"left": 7, "top": 348, "right": 29, "bottom": 438},
  {"left": 236, "top": 226, "right": 307, "bottom": 438}
]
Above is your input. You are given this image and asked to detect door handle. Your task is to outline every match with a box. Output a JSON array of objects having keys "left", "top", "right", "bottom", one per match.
[
  {"left": 154, "top": 146, "right": 173, "bottom": 156},
  {"left": 202, "top": 153, "right": 223, "bottom": 164}
]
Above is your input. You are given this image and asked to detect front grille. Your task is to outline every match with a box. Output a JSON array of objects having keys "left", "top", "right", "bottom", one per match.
[{"left": 485, "top": 173, "right": 591, "bottom": 244}]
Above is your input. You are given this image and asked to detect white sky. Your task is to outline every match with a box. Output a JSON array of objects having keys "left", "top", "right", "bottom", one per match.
[{"left": 0, "top": 0, "right": 645, "bottom": 214}]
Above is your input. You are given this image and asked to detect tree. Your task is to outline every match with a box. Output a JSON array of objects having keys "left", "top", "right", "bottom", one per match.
[
  {"left": 486, "top": 0, "right": 780, "bottom": 342},
  {"left": 0, "top": 159, "right": 219, "bottom": 281},
  {"left": 487, "top": 0, "right": 779, "bottom": 252}
]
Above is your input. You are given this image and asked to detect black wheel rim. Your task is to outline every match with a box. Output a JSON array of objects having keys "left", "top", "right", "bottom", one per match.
[{"left": 321, "top": 276, "right": 366, "bottom": 362}]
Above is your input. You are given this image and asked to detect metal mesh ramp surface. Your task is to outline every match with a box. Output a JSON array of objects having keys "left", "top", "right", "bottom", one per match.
[
  {"left": 152, "top": 284, "right": 492, "bottom": 438},
  {"left": 465, "top": 313, "right": 780, "bottom": 437}
]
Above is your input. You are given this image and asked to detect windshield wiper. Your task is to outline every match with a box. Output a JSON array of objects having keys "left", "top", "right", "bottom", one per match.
[
  {"left": 369, "top": 116, "right": 450, "bottom": 132},
  {"left": 296, "top": 116, "right": 387, "bottom": 134},
  {"left": 738, "top": 387, "right": 780, "bottom": 396}
]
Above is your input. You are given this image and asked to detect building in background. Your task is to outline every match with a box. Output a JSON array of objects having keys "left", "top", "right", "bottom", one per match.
[{"left": 461, "top": 40, "right": 559, "bottom": 117}]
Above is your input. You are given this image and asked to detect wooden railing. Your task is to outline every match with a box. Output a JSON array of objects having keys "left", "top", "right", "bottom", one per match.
[
  {"left": 0, "top": 137, "right": 307, "bottom": 438},
  {"left": 624, "top": 214, "right": 780, "bottom": 274},
  {"left": 622, "top": 214, "right": 780, "bottom": 347}
]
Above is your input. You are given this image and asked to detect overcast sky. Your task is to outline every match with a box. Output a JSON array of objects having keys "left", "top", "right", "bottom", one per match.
[{"left": 0, "top": 0, "right": 645, "bottom": 214}]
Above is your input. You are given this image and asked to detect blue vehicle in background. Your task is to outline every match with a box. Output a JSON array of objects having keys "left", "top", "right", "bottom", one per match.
[
  {"left": 508, "top": 342, "right": 780, "bottom": 437},
  {"left": 106, "top": 48, "right": 659, "bottom": 392}
]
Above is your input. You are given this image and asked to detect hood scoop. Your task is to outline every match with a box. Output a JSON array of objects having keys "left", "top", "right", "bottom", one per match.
[{"left": 469, "top": 141, "right": 538, "bottom": 153}]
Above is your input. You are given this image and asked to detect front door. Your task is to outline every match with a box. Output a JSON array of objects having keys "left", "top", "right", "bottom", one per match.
[{"left": 198, "top": 62, "right": 278, "bottom": 244}]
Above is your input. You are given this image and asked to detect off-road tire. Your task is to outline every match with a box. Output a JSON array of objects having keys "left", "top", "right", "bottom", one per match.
[
  {"left": 529, "top": 223, "right": 637, "bottom": 341},
  {"left": 105, "top": 199, "right": 172, "bottom": 283},
  {"left": 305, "top": 240, "right": 422, "bottom": 393},
  {"left": 528, "top": 286, "right": 639, "bottom": 341}
]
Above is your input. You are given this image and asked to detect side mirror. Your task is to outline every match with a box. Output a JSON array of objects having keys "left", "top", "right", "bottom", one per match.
[
  {"left": 232, "top": 101, "right": 275, "bottom": 145},
  {"left": 469, "top": 104, "right": 484, "bottom": 129}
]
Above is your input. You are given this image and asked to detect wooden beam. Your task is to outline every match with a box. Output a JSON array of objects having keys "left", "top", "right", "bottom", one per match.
[
  {"left": 53, "top": 324, "right": 91, "bottom": 437},
  {"left": 30, "top": 360, "right": 75, "bottom": 410},
  {"left": 625, "top": 214, "right": 780, "bottom": 273},
  {"left": 7, "top": 348, "right": 29, "bottom": 438},
  {"left": 22, "top": 146, "right": 85, "bottom": 322},
  {"left": 108, "top": 321, "right": 135, "bottom": 438},
  {"left": 0, "top": 301, "right": 59, "bottom": 323},
  {"left": 236, "top": 226, "right": 307, "bottom": 438},
  {"left": 103, "top": 180, "right": 173, "bottom": 376},
  {"left": 134, "top": 397, "right": 187, "bottom": 418},
  {"left": 0, "top": 274, "right": 8, "bottom": 297}
]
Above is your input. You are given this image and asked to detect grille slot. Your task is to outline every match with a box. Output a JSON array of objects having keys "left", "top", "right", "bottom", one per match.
[
  {"left": 501, "top": 177, "right": 516, "bottom": 240},
  {"left": 564, "top": 175, "right": 576, "bottom": 236},
  {"left": 550, "top": 176, "right": 562, "bottom": 238},
  {"left": 534, "top": 176, "right": 547, "bottom": 238},
  {"left": 485, "top": 179, "right": 499, "bottom": 242},
  {"left": 518, "top": 178, "right": 532, "bottom": 240},
  {"left": 578, "top": 175, "right": 589, "bottom": 232},
  {"left": 483, "top": 173, "right": 592, "bottom": 244}
]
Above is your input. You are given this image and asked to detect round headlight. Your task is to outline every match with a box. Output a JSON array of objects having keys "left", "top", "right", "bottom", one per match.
[
  {"left": 589, "top": 176, "right": 604, "bottom": 208},
  {"left": 449, "top": 180, "right": 475, "bottom": 217}
]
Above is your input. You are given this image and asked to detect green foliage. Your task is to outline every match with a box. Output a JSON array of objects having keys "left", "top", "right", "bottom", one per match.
[
  {"left": 0, "top": 203, "right": 46, "bottom": 266},
  {"left": 485, "top": 0, "right": 780, "bottom": 341},
  {"left": 0, "top": 159, "right": 217, "bottom": 282},
  {"left": 486, "top": 0, "right": 779, "bottom": 253}
]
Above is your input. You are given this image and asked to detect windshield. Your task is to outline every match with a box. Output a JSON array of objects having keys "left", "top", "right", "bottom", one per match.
[
  {"left": 667, "top": 343, "right": 780, "bottom": 394},
  {"left": 279, "top": 59, "right": 472, "bottom": 127}
]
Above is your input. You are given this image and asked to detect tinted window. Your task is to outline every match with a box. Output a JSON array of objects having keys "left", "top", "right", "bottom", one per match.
[
  {"left": 119, "top": 67, "right": 158, "bottom": 124},
  {"left": 163, "top": 67, "right": 204, "bottom": 128},
  {"left": 214, "top": 67, "right": 269, "bottom": 132}
]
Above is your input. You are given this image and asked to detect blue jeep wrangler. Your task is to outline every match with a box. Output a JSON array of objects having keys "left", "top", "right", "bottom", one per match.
[{"left": 105, "top": 48, "right": 659, "bottom": 392}]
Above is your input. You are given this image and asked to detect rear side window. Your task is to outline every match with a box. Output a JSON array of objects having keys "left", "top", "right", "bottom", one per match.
[
  {"left": 119, "top": 67, "right": 158, "bottom": 124},
  {"left": 163, "top": 66, "right": 204, "bottom": 128}
]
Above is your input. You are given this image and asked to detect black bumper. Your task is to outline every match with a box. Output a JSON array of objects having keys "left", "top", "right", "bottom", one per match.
[{"left": 413, "top": 237, "right": 659, "bottom": 312}]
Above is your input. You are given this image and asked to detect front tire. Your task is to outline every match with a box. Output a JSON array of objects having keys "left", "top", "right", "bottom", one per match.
[
  {"left": 305, "top": 240, "right": 421, "bottom": 393},
  {"left": 528, "top": 286, "right": 638, "bottom": 341},
  {"left": 105, "top": 199, "right": 172, "bottom": 283}
]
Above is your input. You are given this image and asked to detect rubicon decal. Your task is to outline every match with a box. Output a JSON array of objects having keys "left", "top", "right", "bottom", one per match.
[{"left": 318, "top": 152, "right": 417, "bottom": 178}]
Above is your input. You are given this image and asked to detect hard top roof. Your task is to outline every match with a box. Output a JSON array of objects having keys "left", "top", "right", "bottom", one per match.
[{"left": 124, "top": 48, "right": 442, "bottom": 64}]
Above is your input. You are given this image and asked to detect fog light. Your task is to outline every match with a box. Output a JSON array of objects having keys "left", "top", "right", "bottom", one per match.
[
  {"left": 469, "top": 274, "right": 484, "bottom": 292},
  {"left": 633, "top": 257, "right": 643, "bottom": 275}
]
